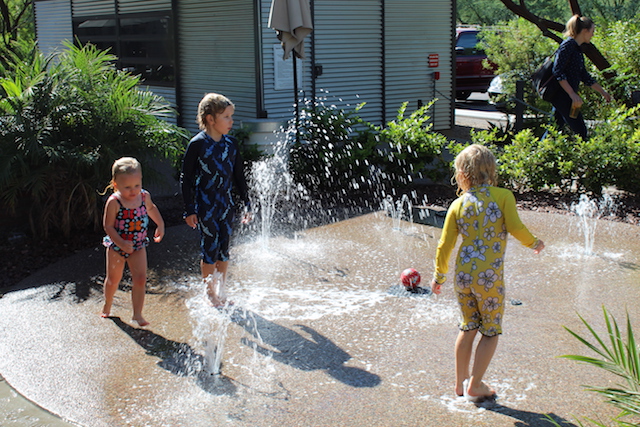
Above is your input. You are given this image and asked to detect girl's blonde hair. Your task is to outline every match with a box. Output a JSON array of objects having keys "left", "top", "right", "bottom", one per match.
[
  {"left": 453, "top": 144, "right": 497, "bottom": 194},
  {"left": 196, "top": 93, "right": 234, "bottom": 130},
  {"left": 101, "top": 157, "right": 142, "bottom": 194},
  {"left": 564, "top": 15, "right": 594, "bottom": 38}
]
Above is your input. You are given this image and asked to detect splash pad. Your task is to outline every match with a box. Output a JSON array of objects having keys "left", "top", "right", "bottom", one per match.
[{"left": 0, "top": 126, "right": 639, "bottom": 426}]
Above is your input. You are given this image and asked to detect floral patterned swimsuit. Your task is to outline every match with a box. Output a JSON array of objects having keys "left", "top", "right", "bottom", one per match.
[
  {"left": 102, "top": 191, "right": 150, "bottom": 258},
  {"left": 433, "top": 185, "right": 540, "bottom": 336}
]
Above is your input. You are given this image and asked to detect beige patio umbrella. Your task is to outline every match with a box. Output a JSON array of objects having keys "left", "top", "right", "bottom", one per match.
[
  {"left": 268, "top": 0, "right": 313, "bottom": 139},
  {"left": 268, "top": 0, "right": 313, "bottom": 60}
]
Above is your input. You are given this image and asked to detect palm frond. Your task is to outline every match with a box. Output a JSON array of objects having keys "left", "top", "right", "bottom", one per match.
[{"left": 560, "top": 306, "right": 640, "bottom": 426}]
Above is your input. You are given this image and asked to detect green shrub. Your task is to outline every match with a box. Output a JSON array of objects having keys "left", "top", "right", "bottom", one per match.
[
  {"left": 499, "top": 127, "right": 581, "bottom": 192},
  {"left": 377, "top": 100, "right": 448, "bottom": 186},
  {"left": 230, "top": 125, "right": 265, "bottom": 164},
  {"left": 459, "top": 107, "right": 640, "bottom": 196},
  {"left": 481, "top": 18, "right": 640, "bottom": 122},
  {"left": 588, "top": 105, "right": 640, "bottom": 195},
  {"left": 0, "top": 41, "right": 188, "bottom": 238},
  {"left": 591, "top": 21, "right": 640, "bottom": 107},
  {"left": 289, "top": 102, "right": 380, "bottom": 197},
  {"left": 290, "top": 100, "right": 450, "bottom": 197}
]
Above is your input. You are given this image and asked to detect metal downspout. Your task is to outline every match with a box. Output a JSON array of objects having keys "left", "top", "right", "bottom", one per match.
[
  {"left": 171, "top": 0, "right": 182, "bottom": 126},
  {"left": 310, "top": 0, "right": 316, "bottom": 109},
  {"left": 254, "top": 0, "right": 267, "bottom": 118}
]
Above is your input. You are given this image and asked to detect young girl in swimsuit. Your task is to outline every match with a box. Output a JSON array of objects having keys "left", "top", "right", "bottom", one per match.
[
  {"left": 101, "top": 157, "right": 165, "bottom": 326},
  {"left": 430, "top": 144, "right": 545, "bottom": 402}
]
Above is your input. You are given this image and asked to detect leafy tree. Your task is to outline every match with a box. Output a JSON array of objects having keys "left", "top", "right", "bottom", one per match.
[
  {"left": 591, "top": 21, "right": 640, "bottom": 106},
  {"left": 457, "top": 0, "right": 565, "bottom": 26},
  {"left": 495, "top": 0, "right": 612, "bottom": 75},
  {"left": 579, "top": 0, "right": 640, "bottom": 21},
  {"left": 457, "top": 0, "right": 513, "bottom": 26},
  {"left": 460, "top": 0, "right": 640, "bottom": 82},
  {"left": 480, "top": 18, "right": 558, "bottom": 113},
  {"left": 0, "top": 0, "right": 34, "bottom": 66},
  {"left": 481, "top": 17, "right": 640, "bottom": 116}
]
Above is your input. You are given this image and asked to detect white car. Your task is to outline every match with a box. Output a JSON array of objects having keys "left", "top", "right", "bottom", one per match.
[{"left": 487, "top": 74, "right": 508, "bottom": 112}]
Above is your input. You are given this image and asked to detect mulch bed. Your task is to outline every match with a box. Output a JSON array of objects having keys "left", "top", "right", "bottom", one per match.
[{"left": 0, "top": 194, "right": 186, "bottom": 293}]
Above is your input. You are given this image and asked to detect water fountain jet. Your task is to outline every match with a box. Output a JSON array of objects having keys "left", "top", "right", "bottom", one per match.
[{"left": 570, "top": 193, "right": 615, "bottom": 255}]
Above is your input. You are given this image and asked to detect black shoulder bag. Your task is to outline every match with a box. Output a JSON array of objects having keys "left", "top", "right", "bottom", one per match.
[{"left": 531, "top": 49, "right": 560, "bottom": 102}]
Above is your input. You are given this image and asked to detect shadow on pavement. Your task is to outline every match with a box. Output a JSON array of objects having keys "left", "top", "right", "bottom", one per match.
[
  {"left": 486, "top": 404, "right": 578, "bottom": 427},
  {"left": 232, "top": 309, "right": 381, "bottom": 388},
  {"left": 110, "top": 316, "right": 238, "bottom": 396}
]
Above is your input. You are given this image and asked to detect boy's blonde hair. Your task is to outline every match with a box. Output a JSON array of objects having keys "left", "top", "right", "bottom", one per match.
[
  {"left": 454, "top": 144, "right": 497, "bottom": 193},
  {"left": 101, "top": 157, "right": 142, "bottom": 194},
  {"left": 563, "top": 14, "right": 594, "bottom": 38},
  {"left": 196, "top": 93, "right": 234, "bottom": 130}
]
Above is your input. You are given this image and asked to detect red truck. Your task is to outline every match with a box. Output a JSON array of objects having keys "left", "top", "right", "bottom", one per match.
[{"left": 455, "top": 28, "right": 496, "bottom": 100}]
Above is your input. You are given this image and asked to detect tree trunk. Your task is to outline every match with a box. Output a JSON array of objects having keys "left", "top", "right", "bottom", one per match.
[{"left": 497, "top": 0, "right": 613, "bottom": 77}]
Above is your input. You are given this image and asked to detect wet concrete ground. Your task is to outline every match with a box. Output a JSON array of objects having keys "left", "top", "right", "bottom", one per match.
[{"left": 1, "top": 209, "right": 639, "bottom": 426}]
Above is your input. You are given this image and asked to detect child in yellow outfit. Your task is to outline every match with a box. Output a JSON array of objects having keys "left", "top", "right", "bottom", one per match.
[{"left": 430, "top": 144, "right": 544, "bottom": 402}]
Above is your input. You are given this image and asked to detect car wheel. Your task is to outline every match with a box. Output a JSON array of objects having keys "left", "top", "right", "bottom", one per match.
[{"left": 456, "top": 91, "right": 471, "bottom": 100}]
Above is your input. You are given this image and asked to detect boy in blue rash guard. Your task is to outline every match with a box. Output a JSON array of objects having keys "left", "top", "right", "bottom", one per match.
[{"left": 181, "top": 93, "right": 252, "bottom": 307}]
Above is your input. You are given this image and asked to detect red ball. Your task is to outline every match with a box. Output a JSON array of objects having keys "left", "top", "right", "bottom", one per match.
[{"left": 400, "top": 268, "right": 421, "bottom": 289}]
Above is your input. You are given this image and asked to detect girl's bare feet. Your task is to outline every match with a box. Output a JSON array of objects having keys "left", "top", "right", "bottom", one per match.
[
  {"left": 101, "top": 306, "right": 111, "bottom": 318},
  {"left": 132, "top": 317, "right": 150, "bottom": 327},
  {"left": 466, "top": 380, "right": 497, "bottom": 402}
]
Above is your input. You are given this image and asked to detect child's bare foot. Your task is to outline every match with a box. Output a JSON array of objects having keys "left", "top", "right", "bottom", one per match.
[
  {"left": 206, "top": 286, "right": 234, "bottom": 308},
  {"left": 466, "top": 380, "right": 497, "bottom": 402},
  {"left": 455, "top": 379, "right": 467, "bottom": 397},
  {"left": 101, "top": 305, "right": 111, "bottom": 318},
  {"left": 206, "top": 294, "right": 231, "bottom": 308},
  {"left": 132, "top": 317, "right": 150, "bottom": 327},
  {"left": 206, "top": 290, "right": 223, "bottom": 307}
]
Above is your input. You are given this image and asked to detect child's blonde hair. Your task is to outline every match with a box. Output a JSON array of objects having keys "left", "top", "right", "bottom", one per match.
[
  {"left": 101, "top": 157, "right": 142, "bottom": 194},
  {"left": 453, "top": 144, "right": 497, "bottom": 193},
  {"left": 196, "top": 93, "right": 234, "bottom": 130},
  {"left": 563, "top": 15, "right": 594, "bottom": 38}
]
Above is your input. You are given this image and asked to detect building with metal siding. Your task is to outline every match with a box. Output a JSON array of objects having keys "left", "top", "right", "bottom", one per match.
[
  {"left": 33, "top": 0, "right": 454, "bottom": 137},
  {"left": 310, "top": 0, "right": 384, "bottom": 125},
  {"left": 34, "top": 0, "right": 73, "bottom": 58},
  {"left": 178, "top": 0, "right": 257, "bottom": 131},
  {"left": 384, "top": 0, "right": 453, "bottom": 131}
]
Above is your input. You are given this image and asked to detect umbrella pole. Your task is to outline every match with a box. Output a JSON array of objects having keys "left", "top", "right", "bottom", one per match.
[{"left": 293, "top": 55, "right": 300, "bottom": 143}]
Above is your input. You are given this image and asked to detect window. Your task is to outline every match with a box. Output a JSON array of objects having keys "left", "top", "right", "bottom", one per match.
[
  {"left": 73, "top": 11, "right": 175, "bottom": 86},
  {"left": 456, "top": 31, "right": 483, "bottom": 56}
]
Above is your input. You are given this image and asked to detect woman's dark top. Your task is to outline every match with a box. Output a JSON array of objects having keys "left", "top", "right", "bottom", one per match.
[{"left": 553, "top": 37, "right": 596, "bottom": 93}]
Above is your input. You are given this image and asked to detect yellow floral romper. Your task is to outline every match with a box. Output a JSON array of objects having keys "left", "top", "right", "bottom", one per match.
[{"left": 433, "top": 185, "right": 539, "bottom": 336}]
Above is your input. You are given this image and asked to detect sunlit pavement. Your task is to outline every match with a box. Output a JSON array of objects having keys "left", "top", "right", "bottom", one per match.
[{"left": 1, "top": 209, "right": 638, "bottom": 427}]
